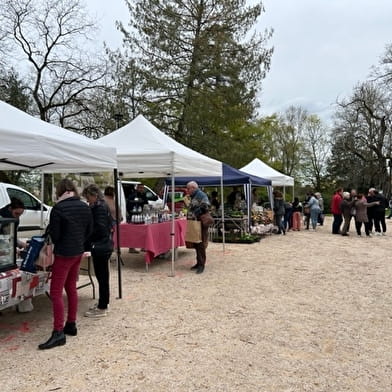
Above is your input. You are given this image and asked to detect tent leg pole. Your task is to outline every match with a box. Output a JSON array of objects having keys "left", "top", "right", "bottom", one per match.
[
  {"left": 114, "top": 169, "right": 122, "bottom": 299},
  {"left": 168, "top": 165, "right": 175, "bottom": 277}
]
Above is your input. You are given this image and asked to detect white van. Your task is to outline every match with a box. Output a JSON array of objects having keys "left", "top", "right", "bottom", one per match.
[
  {"left": 0, "top": 182, "right": 51, "bottom": 238},
  {"left": 117, "top": 180, "right": 164, "bottom": 222}
]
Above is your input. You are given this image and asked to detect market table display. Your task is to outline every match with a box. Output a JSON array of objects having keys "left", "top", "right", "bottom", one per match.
[
  {"left": 0, "top": 268, "right": 50, "bottom": 311},
  {"left": 114, "top": 219, "right": 187, "bottom": 265},
  {"left": 0, "top": 252, "right": 94, "bottom": 312}
]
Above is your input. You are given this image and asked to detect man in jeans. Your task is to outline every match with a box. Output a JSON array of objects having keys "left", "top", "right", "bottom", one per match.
[{"left": 331, "top": 188, "right": 343, "bottom": 234}]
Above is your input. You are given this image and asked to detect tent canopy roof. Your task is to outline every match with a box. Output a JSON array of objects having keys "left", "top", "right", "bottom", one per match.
[
  {"left": 98, "top": 114, "right": 222, "bottom": 178},
  {"left": 0, "top": 101, "right": 117, "bottom": 172},
  {"left": 240, "top": 158, "right": 294, "bottom": 186},
  {"left": 165, "top": 163, "right": 271, "bottom": 186}
]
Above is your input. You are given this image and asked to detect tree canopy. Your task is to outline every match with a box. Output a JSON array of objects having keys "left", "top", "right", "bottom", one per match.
[{"left": 116, "top": 0, "right": 273, "bottom": 161}]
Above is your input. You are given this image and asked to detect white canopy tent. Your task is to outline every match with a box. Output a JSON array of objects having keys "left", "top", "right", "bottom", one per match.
[
  {"left": 0, "top": 100, "right": 119, "bottom": 295},
  {"left": 98, "top": 114, "right": 222, "bottom": 178},
  {"left": 0, "top": 100, "right": 117, "bottom": 173},
  {"left": 98, "top": 114, "right": 223, "bottom": 279},
  {"left": 240, "top": 158, "right": 294, "bottom": 187}
]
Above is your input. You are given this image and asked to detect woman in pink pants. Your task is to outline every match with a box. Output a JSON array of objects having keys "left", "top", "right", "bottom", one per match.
[
  {"left": 38, "top": 179, "right": 92, "bottom": 350},
  {"left": 291, "top": 197, "right": 303, "bottom": 231}
]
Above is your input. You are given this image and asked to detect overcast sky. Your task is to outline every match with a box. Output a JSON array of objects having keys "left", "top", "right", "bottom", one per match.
[{"left": 87, "top": 0, "right": 392, "bottom": 124}]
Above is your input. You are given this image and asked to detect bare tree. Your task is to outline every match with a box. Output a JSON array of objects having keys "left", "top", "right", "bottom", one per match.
[
  {"left": 273, "top": 106, "right": 307, "bottom": 177},
  {"left": 332, "top": 82, "right": 392, "bottom": 195},
  {"left": 372, "top": 43, "right": 392, "bottom": 85},
  {"left": 301, "top": 115, "right": 331, "bottom": 190},
  {"left": 0, "top": 0, "right": 109, "bottom": 128}
]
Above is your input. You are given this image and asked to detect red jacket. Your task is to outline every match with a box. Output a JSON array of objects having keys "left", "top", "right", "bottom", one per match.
[{"left": 331, "top": 193, "right": 343, "bottom": 215}]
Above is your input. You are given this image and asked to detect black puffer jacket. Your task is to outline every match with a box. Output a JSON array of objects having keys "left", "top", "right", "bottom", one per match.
[
  {"left": 87, "top": 200, "right": 113, "bottom": 248},
  {"left": 50, "top": 197, "right": 93, "bottom": 257}
]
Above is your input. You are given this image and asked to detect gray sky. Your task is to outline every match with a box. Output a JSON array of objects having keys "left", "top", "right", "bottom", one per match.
[
  {"left": 87, "top": 0, "right": 392, "bottom": 124},
  {"left": 259, "top": 0, "right": 392, "bottom": 123}
]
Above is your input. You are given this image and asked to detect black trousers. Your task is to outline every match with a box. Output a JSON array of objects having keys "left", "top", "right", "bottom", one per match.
[
  {"left": 374, "top": 211, "right": 386, "bottom": 233},
  {"left": 91, "top": 250, "right": 112, "bottom": 309},
  {"left": 355, "top": 221, "right": 370, "bottom": 236},
  {"left": 332, "top": 214, "right": 343, "bottom": 234},
  {"left": 194, "top": 225, "right": 209, "bottom": 266}
]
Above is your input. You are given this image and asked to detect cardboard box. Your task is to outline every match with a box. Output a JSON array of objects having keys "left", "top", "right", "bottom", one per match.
[
  {"left": 15, "top": 271, "right": 37, "bottom": 298},
  {"left": 33, "top": 272, "right": 50, "bottom": 297}
]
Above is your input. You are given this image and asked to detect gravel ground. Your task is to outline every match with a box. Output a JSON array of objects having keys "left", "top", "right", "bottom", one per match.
[{"left": 1, "top": 216, "right": 391, "bottom": 392}]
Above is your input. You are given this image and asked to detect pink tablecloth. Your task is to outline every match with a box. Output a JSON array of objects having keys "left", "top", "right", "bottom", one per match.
[{"left": 114, "top": 219, "right": 187, "bottom": 264}]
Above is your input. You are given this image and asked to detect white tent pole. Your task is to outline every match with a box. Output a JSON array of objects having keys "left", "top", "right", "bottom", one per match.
[
  {"left": 247, "top": 182, "right": 251, "bottom": 233},
  {"left": 40, "top": 172, "right": 45, "bottom": 233},
  {"left": 169, "top": 154, "right": 176, "bottom": 277},
  {"left": 220, "top": 175, "right": 225, "bottom": 252},
  {"left": 114, "top": 169, "right": 122, "bottom": 299}
]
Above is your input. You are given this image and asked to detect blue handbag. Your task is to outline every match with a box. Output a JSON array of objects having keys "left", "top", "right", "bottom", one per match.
[{"left": 20, "top": 236, "right": 45, "bottom": 273}]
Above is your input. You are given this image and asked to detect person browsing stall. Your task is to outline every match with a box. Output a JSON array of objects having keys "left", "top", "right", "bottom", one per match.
[
  {"left": 186, "top": 181, "right": 210, "bottom": 274},
  {"left": 104, "top": 185, "right": 122, "bottom": 225},
  {"left": 39, "top": 179, "right": 93, "bottom": 350},
  {"left": 210, "top": 191, "right": 220, "bottom": 212},
  {"left": 83, "top": 184, "right": 114, "bottom": 318},
  {"left": 0, "top": 197, "right": 27, "bottom": 250}
]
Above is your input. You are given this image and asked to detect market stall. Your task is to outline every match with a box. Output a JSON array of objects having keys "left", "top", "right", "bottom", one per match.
[
  {"left": 240, "top": 158, "right": 294, "bottom": 198},
  {"left": 114, "top": 218, "right": 187, "bottom": 268},
  {"left": 0, "top": 100, "right": 117, "bottom": 309},
  {"left": 97, "top": 114, "right": 222, "bottom": 278},
  {"left": 164, "top": 163, "right": 273, "bottom": 243}
]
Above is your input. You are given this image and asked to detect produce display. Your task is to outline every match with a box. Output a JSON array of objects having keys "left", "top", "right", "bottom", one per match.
[
  {"left": 251, "top": 208, "right": 273, "bottom": 225},
  {"left": 210, "top": 207, "right": 274, "bottom": 242}
]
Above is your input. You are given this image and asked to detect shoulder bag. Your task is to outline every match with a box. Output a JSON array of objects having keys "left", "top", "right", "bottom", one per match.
[
  {"left": 35, "top": 234, "right": 54, "bottom": 271},
  {"left": 200, "top": 212, "right": 214, "bottom": 227},
  {"left": 185, "top": 220, "right": 202, "bottom": 243}
]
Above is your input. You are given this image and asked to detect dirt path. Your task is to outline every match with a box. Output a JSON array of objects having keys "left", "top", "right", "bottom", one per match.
[{"left": 1, "top": 217, "right": 391, "bottom": 392}]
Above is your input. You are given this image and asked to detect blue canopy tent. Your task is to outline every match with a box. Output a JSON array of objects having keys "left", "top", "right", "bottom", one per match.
[
  {"left": 166, "top": 163, "right": 272, "bottom": 187},
  {"left": 164, "top": 163, "right": 272, "bottom": 243}
]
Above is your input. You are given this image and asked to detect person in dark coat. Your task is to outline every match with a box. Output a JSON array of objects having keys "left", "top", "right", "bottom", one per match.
[
  {"left": 373, "top": 189, "right": 388, "bottom": 235},
  {"left": 39, "top": 179, "right": 93, "bottom": 350},
  {"left": 366, "top": 188, "right": 377, "bottom": 233},
  {"left": 126, "top": 183, "right": 148, "bottom": 214},
  {"left": 126, "top": 184, "right": 148, "bottom": 253},
  {"left": 0, "top": 197, "right": 27, "bottom": 249},
  {"left": 273, "top": 190, "right": 286, "bottom": 235},
  {"left": 82, "top": 184, "right": 114, "bottom": 318},
  {"left": 210, "top": 191, "right": 220, "bottom": 212}
]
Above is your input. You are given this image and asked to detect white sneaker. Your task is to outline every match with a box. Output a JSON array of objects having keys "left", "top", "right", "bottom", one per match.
[
  {"left": 89, "top": 303, "right": 109, "bottom": 312},
  {"left": 382, "top": 232, "right": 386, "bottom": 236},
  {"left": 84, "top": 307, "right": 107, "bottom": 318}
]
